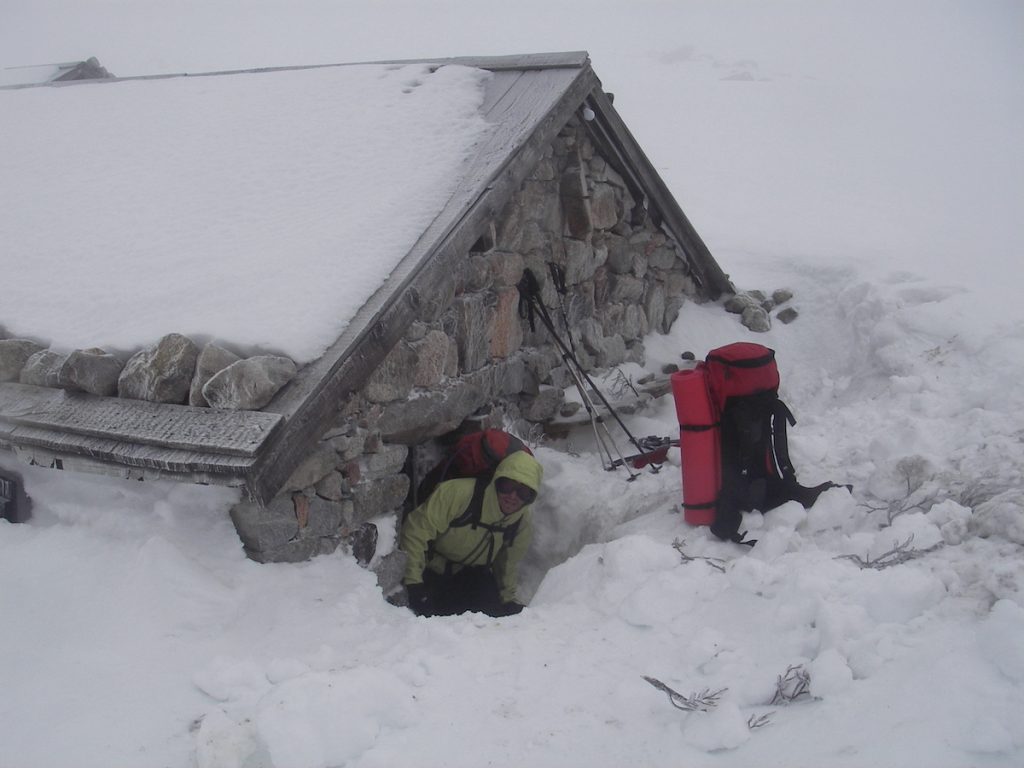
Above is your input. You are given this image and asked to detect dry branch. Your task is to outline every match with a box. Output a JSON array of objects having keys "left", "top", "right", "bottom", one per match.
[
  {"left": 642, "top": 676, "right": 726, "bottom": 712},
  {"left": 672, "top": 538, "right": 727, "bottom": 572},
  {"left": 836, "top": 534, "right": 943, "bottom": 570},
  {"left": 605, "top": 367, "right": 641, "bottom": 400}
]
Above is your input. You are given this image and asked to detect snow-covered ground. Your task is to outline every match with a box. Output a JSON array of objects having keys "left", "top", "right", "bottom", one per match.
[{"left": 2, "top": 2, "right": 1022, "bottom": 767}]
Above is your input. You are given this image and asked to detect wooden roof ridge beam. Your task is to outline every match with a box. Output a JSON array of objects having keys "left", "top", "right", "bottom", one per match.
[{"left": 1, "top": 52, "right": 592, "bottom": 91}]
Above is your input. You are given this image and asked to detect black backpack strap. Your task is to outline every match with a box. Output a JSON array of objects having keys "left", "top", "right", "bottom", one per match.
[
  {"left": 450, "top": 476, "right": 489, "bottom": 529},
  {"left": 768, "top": 399, "right": 798, "bottom": 483},
  {"left": 442, "top": 476, "right": 523, "bottom": 567},
  {"left": 451, "top": 476, "right": 522, "bottom": 547}
]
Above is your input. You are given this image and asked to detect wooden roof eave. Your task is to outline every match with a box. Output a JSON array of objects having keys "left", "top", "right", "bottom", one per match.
[
  {"left": 0, "top": 382, "right": 282, "bottom": 487},
  {"left": 246, "top": 59, "right": 602, "bottom": 505}
]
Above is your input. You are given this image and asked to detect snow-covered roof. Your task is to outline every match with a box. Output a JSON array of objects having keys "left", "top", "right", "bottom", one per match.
[
  {"left": 1, "top": 60, "right": 491, "bottom": 363},
  {"left": 0, "top": 57, "right": 112, "bottom": 87},
  {"left": 0, "top": 52, "right": 727, "bottom": 503}
]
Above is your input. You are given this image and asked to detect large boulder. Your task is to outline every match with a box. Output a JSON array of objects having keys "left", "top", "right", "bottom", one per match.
[
  {"left": 202, "top": 355, "right": 297, "bottom": 410},
  {"left": 563, "top": 237, "right": 602, "bottom": 285},
  {"left": 589, "top": 182, "right": 621, "bottom": 230},
  {"left": 741, "top": 305, "right": 772, "bottom": 333},
  {"left": 364, "top": 342, "right": 418, "bottom": 404},
  {"left": 189, "top": 343, "right": 242, "bottom": 407},
  {"left": 724, "top": 292, "right": 762, "bottom": 315},
  {"left": 643, "top": 282, "right": 667, "bottom": 335},
  {"left": 522, "top": 386, "right": 564, "bottom": 422},
  {"left": 559, "top": 166, "right": 592, "bottom": 239},
  {"left": 488, "top": 287, "right": 524, "bottom": 360},
  {"left": 58, "top": 349, "right": 123, "bottom": 396},
  {"left": 19, "top": 349, "right": 68, "bottom": 387},
  {"left": 452, "top": 293, "right": 494, "bottom": 374},
  {"left": 411, "top": 330, "right": 455, "bottom": 389},
  {"left": 351, "top": 474, "right": 410, "bottom": 525},
  {"left": 230, "top": 495, "right": 299, "bottom": 557},
  {"left": 118, "top": 333, "right": 199, "bottom": 404},
  {"left": 0, "top": 339, "right": 46, "bottom": 382},
  {"left": 607, "top": 274, "right": 645, "bottom": 304},
  {"left": 377, "top": 378, "right": 489, "bottom": 444},
  {"left": 284, "top": 446, "right": 340, "bottom": 492}
]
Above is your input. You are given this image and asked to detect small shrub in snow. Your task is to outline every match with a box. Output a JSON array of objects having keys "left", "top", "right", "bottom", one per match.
[
  {"left": 604, "top": 366, "right": 640, "bottom": 400},
  {"left": 861, "top": 458, "right": 942, "bottom": 527},
  {"left": 770, "top": 664, "right": 812, "bottom": 705},
  {"left": 835, "top": 533, "right": 943, "bottom": 570}
]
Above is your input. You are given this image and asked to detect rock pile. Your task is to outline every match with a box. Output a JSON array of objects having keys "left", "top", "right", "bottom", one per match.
[
  {"left": 723, "top": 288, "right": 799, "bottom": 331},
  {"left": 0, "top": 333, "right": 297, "bottom": 410}
]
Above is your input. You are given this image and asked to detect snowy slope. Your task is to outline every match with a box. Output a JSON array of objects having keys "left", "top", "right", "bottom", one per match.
[{"left": 1, "top": 2, "right": 1022, "bottom": 767}]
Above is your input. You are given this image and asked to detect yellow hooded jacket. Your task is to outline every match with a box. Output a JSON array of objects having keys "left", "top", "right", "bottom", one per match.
[{"left": 400, "top": 451, "right": 543, "bottom": 603}]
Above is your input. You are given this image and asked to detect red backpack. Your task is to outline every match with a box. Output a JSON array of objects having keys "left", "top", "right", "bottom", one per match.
[
  {"left": 673, "top": 343, "right": 843, "bottom": 544},
  {"left": 415, "top": 429, "right": 533, "bottom": 505}
]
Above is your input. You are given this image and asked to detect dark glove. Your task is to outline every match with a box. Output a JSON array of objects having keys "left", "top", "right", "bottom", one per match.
[
  {"left": 405, "top": 583, "right": 433, "bottom": 617},
  {"left": 496, "top": 601, "right": 524, "bottom": 617}
]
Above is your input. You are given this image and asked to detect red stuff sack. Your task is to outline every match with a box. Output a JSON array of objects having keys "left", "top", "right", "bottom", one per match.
[{"left": 415, "top": 429, "right": 532, "bottom": 503}]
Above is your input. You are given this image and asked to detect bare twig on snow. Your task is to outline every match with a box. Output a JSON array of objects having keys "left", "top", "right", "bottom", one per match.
[
  {"left": 643, "top": 676, "right": 726, "bottom": 712},
  {"left": 836, "top": 534, "right": 943, "bottom": 570},
  {"left": 672, "top": 538, "right": 727, "bottom": 572}
]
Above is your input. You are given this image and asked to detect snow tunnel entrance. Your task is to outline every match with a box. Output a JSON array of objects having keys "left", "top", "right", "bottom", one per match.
[{"left": 393, "top": 417, "right": 682, "bottom": 607}]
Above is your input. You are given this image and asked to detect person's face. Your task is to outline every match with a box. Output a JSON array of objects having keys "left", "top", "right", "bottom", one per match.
[{"left": 495, "top": 477, "right": 536, "bottom": 516}]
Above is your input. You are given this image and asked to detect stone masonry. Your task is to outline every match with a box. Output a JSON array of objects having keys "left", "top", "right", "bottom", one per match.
[{"left": 228, "top": 116, "right": 704, "bottom": 583}]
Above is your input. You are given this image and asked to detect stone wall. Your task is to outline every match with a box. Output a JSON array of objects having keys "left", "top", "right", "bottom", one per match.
[{"left": 229, "top": 116, "right": 704, "bottom": 585}]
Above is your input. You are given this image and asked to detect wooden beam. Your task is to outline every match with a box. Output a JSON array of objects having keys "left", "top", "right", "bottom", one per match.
[
  {"left": 3, "top": 52, "right": 592, "bottom": 92},
  {"left": 6, "top": 441, "right": 250, "bottom": 487},
  {"left": 0, "top": 383, "right": 281, "bottom": 457}
]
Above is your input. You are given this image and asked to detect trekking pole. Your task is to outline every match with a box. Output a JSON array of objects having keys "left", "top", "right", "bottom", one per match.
[
  {"left": 518, "top": 269, "right": 639, "bottom": 480},
  {"left": 544, "top": 263, "right": 635, "bottom": 474},
  {"left": 566, "top": 359, "right": 619, "bottom": 471},
  {"left": 539, "top": 299, "right": 637, "bottom": 479},
  {"left": 544, "top": 263, "right": 663, "bottom": 473},
  {"left": 550, "top": 316, "right": 640, "bottom": 480},
  {"left": 547, "top": 263, "right": 580, "bottom": 358}
]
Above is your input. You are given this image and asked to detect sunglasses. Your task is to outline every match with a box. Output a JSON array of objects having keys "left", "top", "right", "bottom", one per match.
[{"left": 494, "top": 477, "right": 537, "bottom": 505}]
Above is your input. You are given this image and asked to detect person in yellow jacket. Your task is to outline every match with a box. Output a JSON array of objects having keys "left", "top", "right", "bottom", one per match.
[{"left": 400, "top": 450, "right": 543, "bottom": 617}]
